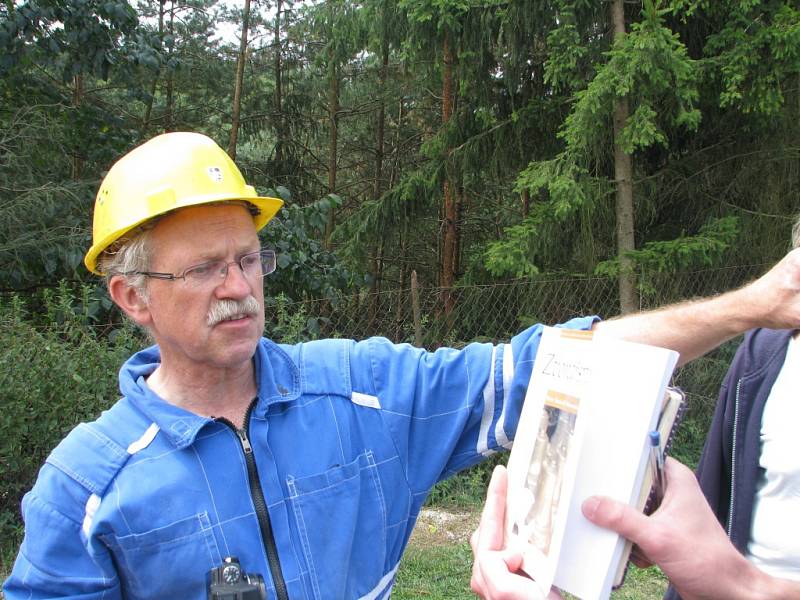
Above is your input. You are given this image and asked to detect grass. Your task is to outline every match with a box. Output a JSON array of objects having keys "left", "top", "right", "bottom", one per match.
[
  {"left": 393, "top": 514, "right": 669, "bottom": 599},
  {"left": 394, "top": 541, "right": 476, "bottom": 598}
]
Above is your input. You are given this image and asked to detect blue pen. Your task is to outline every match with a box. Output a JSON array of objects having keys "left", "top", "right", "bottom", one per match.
[{"left": 649, "top": 430, "right": 666, "bottom": 508}]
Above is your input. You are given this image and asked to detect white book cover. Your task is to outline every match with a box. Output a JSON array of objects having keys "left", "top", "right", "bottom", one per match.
[
  {"left": 506, "top": 327, "right": 679, "bottom": 600},
  {"left": 504, "top": 327, "right": 595, "bottom": 597}
]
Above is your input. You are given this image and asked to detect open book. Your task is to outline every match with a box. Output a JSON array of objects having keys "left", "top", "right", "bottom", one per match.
[{"left": 504, "top": 326, "right": 683, "bottom": 600}]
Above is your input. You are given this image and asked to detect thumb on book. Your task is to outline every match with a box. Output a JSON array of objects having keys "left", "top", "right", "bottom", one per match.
[
  {"left": 581, "top": 495, "right": 649, "bottom": 545},
  {"left": 474, "top": 465, "right": 509, "bottom": 552}
]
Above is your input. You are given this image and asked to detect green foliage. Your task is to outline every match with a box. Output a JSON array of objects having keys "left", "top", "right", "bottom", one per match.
[
  {"left": 692, "top": 2, "right": 800, "bottom": 115},
  {"left": 543, "top": 2, "right": 589, "bottom": 92},
  {"left": 400, "top": 0, "right": 473, "bottom": 38},
  {"left": 0, "top": 286, "right": 144, "bottom": 547},
  {"left": 260, "top": 190, "right": 354, "bottom": 302},
  {"left": 562, "top": 0, "right": 701, "bottom": 159},
  {"left": 0, "top": 0, "right": 139, "bottom": 81},
  {"left": 264, "top": 292, "right": 323, "bottom": 344},
  {"left": 426, "top": 453, "right": 505, "bottom": 508},
  {"left": 595, "top": 216, "right": 740, "bottom": 279},
  {"left": 306, "top": 0, "right": 368, "bottom": 68},
  {"left": 483, "top": 155, "right": 600, "bottom": 278},
  {"left": 334, "top": 166, "right": 439, "bottom": 253},
  {"left": 484, "top": 223, "right": 541, "bottom": 278}
]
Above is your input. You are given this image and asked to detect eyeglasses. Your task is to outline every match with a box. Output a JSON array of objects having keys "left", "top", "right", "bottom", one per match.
[{"left": 129, "top": 249, "right": 277, "bottom": 287}]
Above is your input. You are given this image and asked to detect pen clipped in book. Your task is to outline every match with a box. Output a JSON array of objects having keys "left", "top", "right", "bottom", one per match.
[{"left": 648, "top": 430, "right": 666, "bottom": 509}]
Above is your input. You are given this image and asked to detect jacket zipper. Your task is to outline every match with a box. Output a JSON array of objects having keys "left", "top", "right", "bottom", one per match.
[
  {"left": 727, "top": 378, "right": 742, "bottom": 537},
  {"left": 220, "top": 402, "right": 289, "bottom": 600}
]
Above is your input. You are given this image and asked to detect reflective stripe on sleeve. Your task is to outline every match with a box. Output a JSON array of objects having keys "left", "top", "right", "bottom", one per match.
[
  {"left": 494, "top": 343, "right": 514, "bottom": 450},
  {"left": 358, "top": 562, "right": 400, "bottom": 600},
  {"left": 477, "top": 345, "right": 498, "bottom": 457}
]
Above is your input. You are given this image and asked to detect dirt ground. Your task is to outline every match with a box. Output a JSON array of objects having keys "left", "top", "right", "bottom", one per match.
[{"left": 410, "top": 507, "right": 482, "bottom": 548}]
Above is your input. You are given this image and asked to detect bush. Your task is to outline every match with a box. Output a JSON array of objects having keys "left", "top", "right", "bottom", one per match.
[
  {"left": 426, "top": 454, "right": 507, "bottom": 509},
  {"left": 0, "top": 287, "right": 144, "bottom": 555}
]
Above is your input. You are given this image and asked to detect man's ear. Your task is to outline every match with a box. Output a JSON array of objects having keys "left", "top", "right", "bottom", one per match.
[{"left": 108, "top": 275, "right": 152, "bottom": 327}]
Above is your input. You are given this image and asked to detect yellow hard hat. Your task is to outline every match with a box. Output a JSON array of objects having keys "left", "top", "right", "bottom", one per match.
[{"left": 84, "top": 132, "right": 283, "bottom": 274}]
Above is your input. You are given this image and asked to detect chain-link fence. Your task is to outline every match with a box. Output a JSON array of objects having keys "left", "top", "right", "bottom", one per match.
[
  {"left": 265, "top": 262, "right": 771, "bottom": 464},
  {"left": 269, "top": 262, "right": 768, "bottom": 347}
]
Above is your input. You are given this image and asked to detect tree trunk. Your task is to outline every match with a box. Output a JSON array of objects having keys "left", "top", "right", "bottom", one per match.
[
  {"left": 391, "top": 98, "right": 407, "bottom": 342},
  {"left": 164, "top": 0, "right": 175, "bottom": 132},
  {"left": 228, "top": 0, "right": 252, "bottom": 160},
  {"left": 325, "top": 48, "right": 339, "bottom": 248},
  {"left": 374, "top": 36, "right": 388, "bottom": 201},
  {"left": 369, "top": 33, "right": 390, "bottom": 323},
  {"left": 71, "top": 73, "right": 84, "bottom": 180},
  {"left": 454, "top": 185, "right": 465, "bottom": 278},
  {"left": 274, "top": 0, "right": 283, "bottom": 169},
  {"left": 440, "top": 31, "right": 457, "bottom": 315},
  {"left": 368, "top": 240, "right": 384, "bottom": 331},
  {"left": 393, "top": 217, "right": 408, "bottom": 341},
  {"left": 389, "top": 97, "right": 404, "bottom": 189},
  {"left": 521, "top": 188, "right": 530, "bottom": 218},
  {"left": 611, "top": 0, "right": 637, "bottom": 314},
  {"left": 141, "top": 0, "right": 166, "bottom": 137}
]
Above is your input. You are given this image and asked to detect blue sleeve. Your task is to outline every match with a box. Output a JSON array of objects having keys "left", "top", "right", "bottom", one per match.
[
  {"left": 3, "top": 474, "right": 121, "bottom": 599},
  {"left": 348, "top": 316, "right": 598, "bottom": 501}
]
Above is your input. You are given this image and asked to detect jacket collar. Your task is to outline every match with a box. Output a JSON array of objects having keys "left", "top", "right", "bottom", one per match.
[{"left": 118, "top": 339, "right": 301, "bottom": 448}]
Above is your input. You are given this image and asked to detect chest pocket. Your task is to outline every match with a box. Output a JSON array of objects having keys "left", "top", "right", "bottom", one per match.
[{"left": 287, "top": 450, "right": 387, "bottom": 599}]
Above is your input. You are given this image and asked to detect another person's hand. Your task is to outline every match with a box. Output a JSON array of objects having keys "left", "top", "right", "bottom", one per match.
[
  {"left": 581, "top": 458, "right": 773, "bottom": 600},
  {"left": 736, "top": 247, "right": 800, "bottom": 331},
  {"left": 470, "top": 465, "right": 561, "bottom": 600}
]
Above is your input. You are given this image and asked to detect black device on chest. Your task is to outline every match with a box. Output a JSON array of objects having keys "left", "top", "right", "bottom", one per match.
[{"left": 208, "top": 556, "right": 266, "bottom": 600}]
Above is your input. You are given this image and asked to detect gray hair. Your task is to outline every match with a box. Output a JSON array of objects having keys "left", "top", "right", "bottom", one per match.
[{"left": 96, "top": 223, "right": 157, "bottom": 302}]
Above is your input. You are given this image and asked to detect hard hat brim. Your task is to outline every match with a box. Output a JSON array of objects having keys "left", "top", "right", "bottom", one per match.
[{"left": 84, "top": 195, "right": 283, "bottom": 275}]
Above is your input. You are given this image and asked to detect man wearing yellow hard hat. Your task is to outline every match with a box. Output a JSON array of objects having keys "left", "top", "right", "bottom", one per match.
[{"left": 7, "top": 132, "right": 800, "bottom": 599}]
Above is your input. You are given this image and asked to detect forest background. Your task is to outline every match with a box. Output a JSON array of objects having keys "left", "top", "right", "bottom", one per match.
[{"left": 0, "top": 0, "right": 798, "bottom": 596}]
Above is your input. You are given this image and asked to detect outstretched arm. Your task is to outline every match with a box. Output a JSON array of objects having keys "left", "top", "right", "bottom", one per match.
[
  {"left": 582, "top": 458, "right": 800, "bottom": 600},
  {"left": 593, "top": 248, "right": 800, "bottom": 365}
]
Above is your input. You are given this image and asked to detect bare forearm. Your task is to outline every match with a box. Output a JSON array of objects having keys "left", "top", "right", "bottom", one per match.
[
  {"left": 593, "top": 288, "right": 754, "bottom": 366},
  {"left": 698, "top": 558, "right": 800, "bottom": 600},
  {"left": 746, "top": 567, "right": 800, "bottom": 600},
  {"left": 594, "top": 249, "right": 800, "bottom": 366}
]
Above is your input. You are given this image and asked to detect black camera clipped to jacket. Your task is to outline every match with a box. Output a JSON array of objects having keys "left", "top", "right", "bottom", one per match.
[{"left": 208, "top": 556, "right": 266, "bottom": 600}]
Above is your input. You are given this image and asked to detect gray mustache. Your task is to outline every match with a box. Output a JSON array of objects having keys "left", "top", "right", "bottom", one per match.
[{"left": 207, "top": 296, "right": 261, "bottom": 326}]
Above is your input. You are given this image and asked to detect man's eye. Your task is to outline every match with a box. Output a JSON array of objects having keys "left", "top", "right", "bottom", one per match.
[
  {"left": 186, "top": 263, "right": 216, "bottom": 278},
  {"left": 241, "top": 255, "right": 261, "bottom": 269}
]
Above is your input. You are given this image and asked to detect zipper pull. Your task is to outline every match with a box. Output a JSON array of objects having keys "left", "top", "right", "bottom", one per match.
[{"left": 237, "top": 429, "right": 253, "bottom": 454}]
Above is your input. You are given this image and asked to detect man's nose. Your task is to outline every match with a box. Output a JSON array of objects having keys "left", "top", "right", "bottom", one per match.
[{"left": 216, "top": 261, "right": 252, "bottom": 297}]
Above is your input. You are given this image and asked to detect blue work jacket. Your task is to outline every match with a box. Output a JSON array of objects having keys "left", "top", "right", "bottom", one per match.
[{"left": 5, "top": 317, "right": 595, "bottom": 599}]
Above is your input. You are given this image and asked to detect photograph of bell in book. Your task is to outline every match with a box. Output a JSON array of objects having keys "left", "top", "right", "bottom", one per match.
[{"left": 509, "top": 395, "right": 578, "bottom": 556}]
